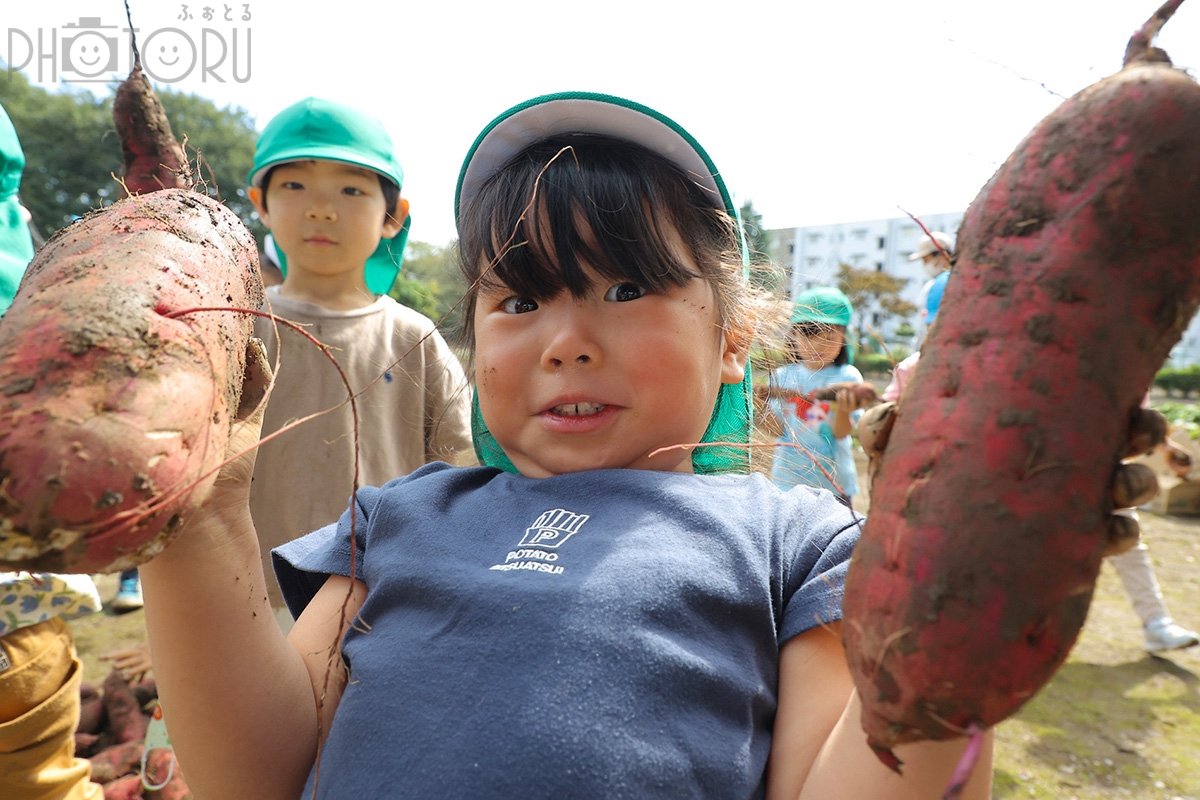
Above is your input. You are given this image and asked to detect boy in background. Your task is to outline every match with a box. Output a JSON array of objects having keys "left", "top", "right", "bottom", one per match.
[{"left": 246, "top": 98, "right": 473, "bottom": 626}]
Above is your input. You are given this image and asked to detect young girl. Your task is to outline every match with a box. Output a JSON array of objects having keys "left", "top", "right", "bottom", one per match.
[
  {"left": 139, "top": 92, "right": 992, "bottom": 799},
  {"left": 767, "top": 287, "right": 868, "bottom": 504}
]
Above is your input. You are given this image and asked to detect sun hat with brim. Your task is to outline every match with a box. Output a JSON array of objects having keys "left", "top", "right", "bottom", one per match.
[
  {"left": 0, "top": 105, "right": 33, "bottom": 317},
  {"left": 248, "top": 97, "right": 410, "bottom": 295},
  {"left": 908, "top": 230, "right": 954, "bottom": 262},
  {"left": 454, "top": 91, "right": 753, "bottom": 476},
  {"left": 791, "top": 286, "right": 853, "bottom": 327}
]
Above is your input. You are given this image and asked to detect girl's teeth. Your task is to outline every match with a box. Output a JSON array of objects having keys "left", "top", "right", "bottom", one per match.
[{"left": 553, "top": 402, "right": 605, "bottom": 416}]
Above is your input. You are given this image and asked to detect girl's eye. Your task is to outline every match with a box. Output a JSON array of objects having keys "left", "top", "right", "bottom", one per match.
[
  {"left": 280, "top": 181, "right": 303, "bottom": 190},
  {"left": 603, "top": 282, "right": 645, "bottom": 302},
  {"left": 501, "top": 296, "right": 539, "bottom": 314},
  {"left": 342, "top": 186, "right": 367, "bottom": 196}
]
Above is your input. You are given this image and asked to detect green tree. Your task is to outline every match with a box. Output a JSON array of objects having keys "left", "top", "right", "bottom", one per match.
[
  {"left": 158, "top": 89, "right": 261, "bottom": 238},
  {"left": 739, "top": 199, "right": 786, "bottom": 296},
  {"left": 739, "top": 199, "right": 769, "bottom": 263},
  {"left": 0, "top": 70, "right": 118, "bottom": 239},
  {"left": 389, "top": 240, "right": 469, "bottom": 337},
  {"left": 836, "top": 263, "right": 917, "bottom": 353}
]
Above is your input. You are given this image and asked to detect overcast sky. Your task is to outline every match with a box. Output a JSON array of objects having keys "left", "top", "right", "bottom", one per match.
[{"left": 4, "top": 1, "right": 1199, "bottom": 246}]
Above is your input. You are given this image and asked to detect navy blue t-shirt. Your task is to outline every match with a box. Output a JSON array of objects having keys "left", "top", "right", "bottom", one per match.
[{"left": 275, "top": 463, "right": 861, "bottom": 799}]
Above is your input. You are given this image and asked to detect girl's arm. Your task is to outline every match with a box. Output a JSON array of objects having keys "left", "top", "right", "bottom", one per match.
[
  {"left": 767, "top": 624, "right": 993, "bottom": 800},
  {"left": 139, "top": 345, "right": 364, "bottom": 799}
]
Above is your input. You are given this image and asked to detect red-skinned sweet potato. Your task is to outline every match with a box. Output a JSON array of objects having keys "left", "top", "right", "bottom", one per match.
[
  {"left": 89, "top": 741, "right": 145, "bottom": 784},
  {"left": 102, "top": 668, "right": 149, "bottom": 745},
  {"left": 841, "top": 2, "right": 1200, "bottom": 768},
  {"left": 0, "top": 189, "right": 262, "bottom": 572}
]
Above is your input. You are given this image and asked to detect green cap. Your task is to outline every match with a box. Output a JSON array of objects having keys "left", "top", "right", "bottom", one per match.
[
  {"left": 0, "top": 104, "right": 34, "bottom": 317},
  {"left": 248, "top": 97, "right": 410, "bottom": 295},
  {"left": 791, "top": 287, "right": 853, "bottom": 326},
  {"left": 456, "top": 91, "right": 753, "bottom": 475}
]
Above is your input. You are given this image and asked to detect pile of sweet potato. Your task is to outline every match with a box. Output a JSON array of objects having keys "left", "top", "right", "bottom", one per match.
[{"left": 77, "top": 670, "right": 191, "bottom": 800}]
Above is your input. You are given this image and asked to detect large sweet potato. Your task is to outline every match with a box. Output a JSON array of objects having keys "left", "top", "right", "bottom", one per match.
[
  {"left": 0, "top": 189, "right": 262, "bottom": 572},
  {"left": 841, "top": 2, "right": 1200, "bottom": 768}
]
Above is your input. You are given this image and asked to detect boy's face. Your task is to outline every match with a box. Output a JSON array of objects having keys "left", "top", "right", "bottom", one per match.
[
  {"left": 472, "top": 224, "right": 748, "bottom": 478},
  {"left": 249, "top": 160, "right": 404, "bottom": 284}
]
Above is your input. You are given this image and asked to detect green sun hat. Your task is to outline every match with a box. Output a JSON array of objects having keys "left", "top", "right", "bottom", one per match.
[
  {"left": 455, "top": 91, "right": 753, "bottom": 476},
  {"left": 248, "top": 97, "right": 410, "bottom": 296},
  {"left": 791, "top": 286, "right": 853, "bottom": 326},
  {"left": 0, "top": 105, "right": 34, "bottom": 317}
]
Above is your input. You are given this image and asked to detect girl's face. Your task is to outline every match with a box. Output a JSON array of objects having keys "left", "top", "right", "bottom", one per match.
[
  {"left": 472, "top": 238, "right": 748, "bottom": 478},
  {"left": 792, "top": 323, "right": 844, "bottom": 369}
]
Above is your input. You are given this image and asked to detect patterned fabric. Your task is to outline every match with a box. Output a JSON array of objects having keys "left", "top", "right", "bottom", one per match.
[{"left": 0, "top": 573, "right": 101, "bottom": 637}]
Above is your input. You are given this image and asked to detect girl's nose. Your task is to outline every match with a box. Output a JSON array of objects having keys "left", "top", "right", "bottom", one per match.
[
  {"left": 541, "top": 308, "right": 601, "bottom": 370},
  {"left": 546, "top": 352, "right": 592, "bottom": 369}
]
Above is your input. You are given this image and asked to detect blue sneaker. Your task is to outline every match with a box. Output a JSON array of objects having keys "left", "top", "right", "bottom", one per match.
[{"left": 111, "top": 571, "right": 144, "bottom": 613}]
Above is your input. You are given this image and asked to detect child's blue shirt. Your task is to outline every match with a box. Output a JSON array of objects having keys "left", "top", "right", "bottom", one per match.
[
  {"left": 274, "top": 462, "right": 861, "bottom": 798},
  {"left": 767, "top": 362, "right": 865, "bottom": 497}
]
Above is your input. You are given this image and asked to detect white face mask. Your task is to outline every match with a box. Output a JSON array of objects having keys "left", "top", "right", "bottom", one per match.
[{"left": 923, "top": 256, "right": 948, "bottom": 278}]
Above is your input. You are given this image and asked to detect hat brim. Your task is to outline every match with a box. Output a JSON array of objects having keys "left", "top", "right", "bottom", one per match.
[
  {"left": 455, "top": 92, "right": 736, "bottom": 221},
  {"left": 248, "top": 148, "right": 403, "bottom": 189}
]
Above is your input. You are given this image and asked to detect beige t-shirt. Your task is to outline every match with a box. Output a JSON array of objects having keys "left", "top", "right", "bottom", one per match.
[{"left": 250, "top": 287, "right": 473, "bottom": 607}]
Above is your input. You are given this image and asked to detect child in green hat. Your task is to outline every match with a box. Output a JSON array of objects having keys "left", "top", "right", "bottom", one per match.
[
  {"left": 766, "top": 285, "right": 869, "bottom": 504},
  {"left": 244, "top": 97, "right": 473, "bottom": 623}
]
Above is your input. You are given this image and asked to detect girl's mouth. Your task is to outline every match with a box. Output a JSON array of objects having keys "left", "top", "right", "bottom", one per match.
[{"left": 550, "top": 402, "right": 607, "bottom": 417}]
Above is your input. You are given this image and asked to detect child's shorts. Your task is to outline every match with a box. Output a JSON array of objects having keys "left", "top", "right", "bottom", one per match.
[{"left": 0, "top": 616, "right": 104, "bottom": 800}]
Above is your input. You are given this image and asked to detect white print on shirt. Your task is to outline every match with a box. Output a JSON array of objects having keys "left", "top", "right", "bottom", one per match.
[{"left": 488, "top": 508, "right": 589, "bottom": 575}]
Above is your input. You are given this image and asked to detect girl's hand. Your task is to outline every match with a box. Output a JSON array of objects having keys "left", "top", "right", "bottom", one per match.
[
  {"left": 1163, "top": 439, "right": 1193, "bottom": 479},
  {"left": 834, "top": 386, "right": 861, "bottom": 412},
  {"left": 211, "top": 337, "right": 273, "bottom": 504},
  {"left": 829, "top": 387, "right": 857, "bottom": 439},
  {"left": 858, "top": 404, "right": 1170, "bottom": 556}
]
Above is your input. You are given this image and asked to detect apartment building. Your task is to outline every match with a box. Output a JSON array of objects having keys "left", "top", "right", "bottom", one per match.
[
  {"left": 766, "top": 211, "right": 964, "bottom": 343},
  {"left": 767, "top": 213, "right": 1200, "bottom": 365}
]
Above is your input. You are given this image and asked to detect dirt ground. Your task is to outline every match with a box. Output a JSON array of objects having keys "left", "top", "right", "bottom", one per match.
[{"left": 70, "top": 480, "right": 1200, "bottom": 800}]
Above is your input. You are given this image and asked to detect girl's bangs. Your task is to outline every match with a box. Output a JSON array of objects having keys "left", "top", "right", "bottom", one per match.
[{"left": 475, "top": 137, "right": 707, "bottom": 301}]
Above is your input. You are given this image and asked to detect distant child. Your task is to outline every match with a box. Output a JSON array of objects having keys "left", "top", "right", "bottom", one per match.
[
  {"left": 138, "top": 91, "right": 992, "bottom": 798},
  {"left": 909, "top": 230, "right": 954, "bottom": 344},
  {"left": 766, "top": 286, "right": 868, "bottom": 504},
  {"left": 245, "top": 97, "right": 473, "bottom": 620}
]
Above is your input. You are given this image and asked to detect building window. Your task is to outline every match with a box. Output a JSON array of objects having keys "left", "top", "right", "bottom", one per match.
[
  {"left": 877, "top": 236, "right": 886, "bottom": 249},
  {"left": 875, "top": 262, "right": 884, "bottom": 272}
]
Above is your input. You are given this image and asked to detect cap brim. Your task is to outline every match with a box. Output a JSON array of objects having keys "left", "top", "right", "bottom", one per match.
[
  {"left": 248, "top": 148, "right": 403, "bottom": 189},
  {"left": 455, "top": 92, "right": 734, "bottom": 220}
]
